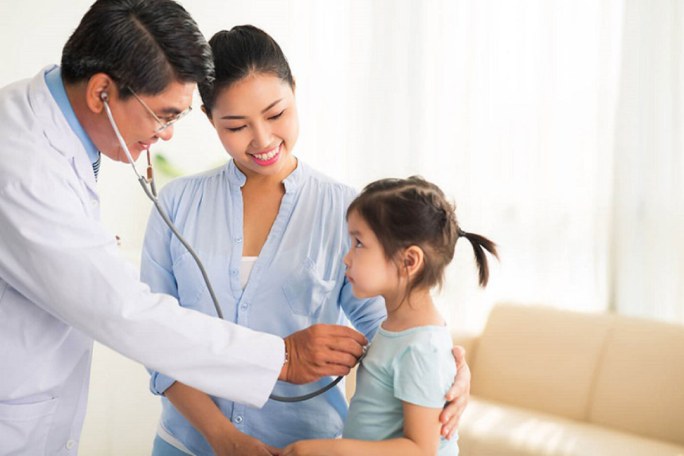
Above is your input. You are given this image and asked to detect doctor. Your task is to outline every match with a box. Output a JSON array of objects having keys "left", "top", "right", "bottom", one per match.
[{"left": 0, "top": 0, "right": 368, "bottom": 454}]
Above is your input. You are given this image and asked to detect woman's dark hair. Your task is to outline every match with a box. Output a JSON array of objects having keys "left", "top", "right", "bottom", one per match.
[
  {"left": 61, "top": 0, "right": 214, "bottom": 99},
  {"left": 347, "top": 176, "right": 498, "bottom": 295},
  {"left": 199, "top": 25, "right": 295, "bottom": 114}
]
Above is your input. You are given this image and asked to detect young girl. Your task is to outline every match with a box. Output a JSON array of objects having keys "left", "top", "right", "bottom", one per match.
[
  {"left": 141, "top": 27, "right": 469, "bottom": 455},
  {"left": 284, "top": 176, "right": 498, "bottom": 456}
]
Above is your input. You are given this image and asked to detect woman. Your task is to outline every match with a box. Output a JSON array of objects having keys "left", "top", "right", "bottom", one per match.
[{"left": 141, "top": 25, "right": 469, "bottom": 455}]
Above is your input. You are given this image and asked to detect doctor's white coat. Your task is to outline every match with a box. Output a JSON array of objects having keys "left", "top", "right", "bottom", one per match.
[{"left": 0, "top": 66, "right": 284, "bottom": 455}]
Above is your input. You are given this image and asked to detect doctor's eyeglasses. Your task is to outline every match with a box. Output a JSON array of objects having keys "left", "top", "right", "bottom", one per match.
[{"left": 128, "top": 88, "right": 192, "bottom": 133}]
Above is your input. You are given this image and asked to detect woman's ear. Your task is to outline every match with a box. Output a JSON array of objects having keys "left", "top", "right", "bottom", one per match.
[
  {"left": 401, "top": 245, "right": 424, "bottom": 277},
  {"left": 201, "top": 104, "right": 212, "bottom": 121}
]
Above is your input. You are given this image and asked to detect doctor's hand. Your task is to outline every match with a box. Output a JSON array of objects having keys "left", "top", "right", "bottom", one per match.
[
  {"left": 439, "top": 345, "right": 471, "bottom": 440},
  {"left": 280, "top": 324, "right": 367, "bottom": 384}
]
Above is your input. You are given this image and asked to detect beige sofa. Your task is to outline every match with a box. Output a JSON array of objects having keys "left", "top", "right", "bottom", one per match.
[{"left": 454, "top": 303, "right": 684, "bottom": 455}]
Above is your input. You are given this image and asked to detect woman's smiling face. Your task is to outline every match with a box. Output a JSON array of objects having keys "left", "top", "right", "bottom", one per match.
[{"left": 208, "top": 72, "right": 299, "bottom": 180}]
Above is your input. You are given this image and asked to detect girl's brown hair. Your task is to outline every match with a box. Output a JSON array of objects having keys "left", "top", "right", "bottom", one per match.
[{"left": 347, "top": 176, "right": 498, "bottom": 295}]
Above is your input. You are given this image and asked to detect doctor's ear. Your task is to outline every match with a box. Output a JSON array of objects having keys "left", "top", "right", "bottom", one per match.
[{"left": 84, "top": 73, "right": 116, "bottom": 113}]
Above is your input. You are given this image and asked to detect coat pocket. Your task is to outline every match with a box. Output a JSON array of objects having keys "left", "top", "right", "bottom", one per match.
[{"left": 0, "top": 397, "right": 58, "bottom": 455}]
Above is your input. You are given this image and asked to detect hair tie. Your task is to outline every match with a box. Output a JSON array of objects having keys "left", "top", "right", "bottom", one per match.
[{"left": 458, "top": 228, "right": 467, "bottom": 238}]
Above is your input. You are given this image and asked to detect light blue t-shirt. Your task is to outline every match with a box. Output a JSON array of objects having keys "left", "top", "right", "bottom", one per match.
[
  {"left": 344, "top": 325, "right": 459, "bottom": 455},
  {"left": 140, "top": 159, "right": 386, "bottom": 453}
]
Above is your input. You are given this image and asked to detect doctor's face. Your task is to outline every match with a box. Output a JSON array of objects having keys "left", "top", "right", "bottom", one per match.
[
  {"left": 208, "top": 73, "right": 299, "bottom": 181},
  {"left": 101, "top": 80, "right": 195, "bottom": 163}
]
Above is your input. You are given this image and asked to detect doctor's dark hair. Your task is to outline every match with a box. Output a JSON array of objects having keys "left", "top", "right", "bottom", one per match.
[
  {"left": 61, "top": 0, "right": 213, "bottom": 99},
  {"left": 347, "top": 176, "right": 498, "bottom": 294},
  {"left": 199, "top": 25, "right": 294, "bottom": 115}
]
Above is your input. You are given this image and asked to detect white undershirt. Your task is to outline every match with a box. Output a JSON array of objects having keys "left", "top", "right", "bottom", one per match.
[{"left": 240, "top": 256, "right": 258, "bottom": 289}]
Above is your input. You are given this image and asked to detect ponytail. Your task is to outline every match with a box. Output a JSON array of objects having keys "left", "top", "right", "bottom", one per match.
[{"left": 458, "top": 229, "right": 498, "bottom": 287}]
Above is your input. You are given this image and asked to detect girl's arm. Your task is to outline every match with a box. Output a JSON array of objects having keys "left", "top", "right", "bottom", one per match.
[
  {"left": 282, "top": 401, "right": 441, "bottom": 456},
  {"left": 164, "top": 382, "right": 279, "bottom": 456}
]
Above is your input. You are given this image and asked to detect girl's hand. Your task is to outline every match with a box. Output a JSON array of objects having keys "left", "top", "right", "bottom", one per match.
[
  {"left": 439, "top": 345, "right": 471, "bottom": 439},
  {"left": 210, "top": 430, "right": 281, "bottom": 456},
  {"left": 282, "top": 439, "right": 328, "bottom": 456}
]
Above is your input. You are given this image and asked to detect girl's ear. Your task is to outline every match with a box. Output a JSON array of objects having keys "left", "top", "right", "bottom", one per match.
[{"left": 402, "top": 245, "right": 425, "bottom": 277}]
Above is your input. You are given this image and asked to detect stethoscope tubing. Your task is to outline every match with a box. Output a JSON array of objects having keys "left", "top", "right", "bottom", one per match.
[{"left": 103, "top": 96, "right": 346, "bottom": 402}]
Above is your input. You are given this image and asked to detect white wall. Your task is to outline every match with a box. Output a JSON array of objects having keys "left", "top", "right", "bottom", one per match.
[{"left": 81, "top": 342, "right": 160, "bottom": 454}]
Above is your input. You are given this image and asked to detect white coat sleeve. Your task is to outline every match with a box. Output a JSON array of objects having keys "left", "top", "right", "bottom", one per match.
[{"left": 0, "top": 170, "right": 283, "bottom": 408}]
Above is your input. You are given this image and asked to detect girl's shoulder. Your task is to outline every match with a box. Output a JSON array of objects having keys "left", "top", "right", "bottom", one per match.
[
  {"left": 380, "top": 326, "right": 455, "bottom": 407},
  {"left": 379, "top": 325, "right": 452, "bottom": 351}
]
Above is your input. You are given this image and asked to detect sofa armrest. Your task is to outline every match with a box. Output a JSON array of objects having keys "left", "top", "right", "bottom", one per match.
[{"left": 452, "top": 331, "right": 480, "bottom": 370}]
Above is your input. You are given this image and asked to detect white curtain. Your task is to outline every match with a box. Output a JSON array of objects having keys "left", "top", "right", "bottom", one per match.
[
  {"left": 277, "top": 0, "right": 683, "bottom": 330},
  {"left": 610, "top": 0, "right": 684, "bottom": 323},
  {"left": 269, "top": 0, "right": 628, "bottom": 331}
]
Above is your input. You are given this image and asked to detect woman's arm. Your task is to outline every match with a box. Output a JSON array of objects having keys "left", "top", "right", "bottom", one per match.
[
  {"left": 164, "top": 382, "right": 279, "bottom": 456},
  {"left": 282, "top": 401, "right": 441, "bottom": 456}
]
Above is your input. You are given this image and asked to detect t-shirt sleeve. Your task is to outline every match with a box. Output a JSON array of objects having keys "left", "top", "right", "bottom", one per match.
[{"left": 393, "top": 337, "right": 457, "bottom": 408}]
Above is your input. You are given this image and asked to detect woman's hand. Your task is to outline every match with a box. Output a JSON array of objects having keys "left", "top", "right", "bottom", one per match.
[
  {"left": 439, "top": 345, "right": 471, "bottom": 439},
  {"left": 210, "top": 429, "right": 281, "bottom": 456},
  {"left": 162, "top": 382, "right": 281, "bottom": 456}
]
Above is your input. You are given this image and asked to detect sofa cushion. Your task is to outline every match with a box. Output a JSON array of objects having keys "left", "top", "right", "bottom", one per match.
[
  {"left": 459, "top": 397, "right": 684, "bottom": 456},
  {"left": 589, "top": 316, "right": 684, "bottom": 446},
  {"left": 471, "top": 304, "right": 614, "bottom": 421}
]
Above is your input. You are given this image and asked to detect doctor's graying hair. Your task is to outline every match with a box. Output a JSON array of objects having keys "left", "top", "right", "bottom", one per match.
[
  {"left": 347, "top": 176, "right": 498, "bottom": 292},
  {"left": 61, "top": 0, "right": 213, "bottom": 98},
  {"left": 199, "top": 25, "right": 294, "bottom": 115}
]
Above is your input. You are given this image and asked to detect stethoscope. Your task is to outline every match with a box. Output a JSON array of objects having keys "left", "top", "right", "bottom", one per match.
[{"left": 101, "top": 92, "right": 347, "bottom": 402}]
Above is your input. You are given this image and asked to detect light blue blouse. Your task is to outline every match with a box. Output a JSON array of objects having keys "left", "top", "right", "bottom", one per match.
[
  {"left": 344, "top": 325, "right": 459, "bottom": 455},
  {"left": 140, "top": 159, "right": 386, "bottom": 453}
]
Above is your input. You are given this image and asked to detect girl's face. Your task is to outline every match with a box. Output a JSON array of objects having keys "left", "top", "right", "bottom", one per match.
[
  {"left": 208, "top": 73, "right": 299, "bottom": 180},
  {"left": 343, "top": 210, "right": 401, "bottom": 300}
]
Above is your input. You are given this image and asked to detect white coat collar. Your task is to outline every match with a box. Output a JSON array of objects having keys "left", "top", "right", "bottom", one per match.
[{"left": 28, "top": 65, "right": 99, "bottom": 196}]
